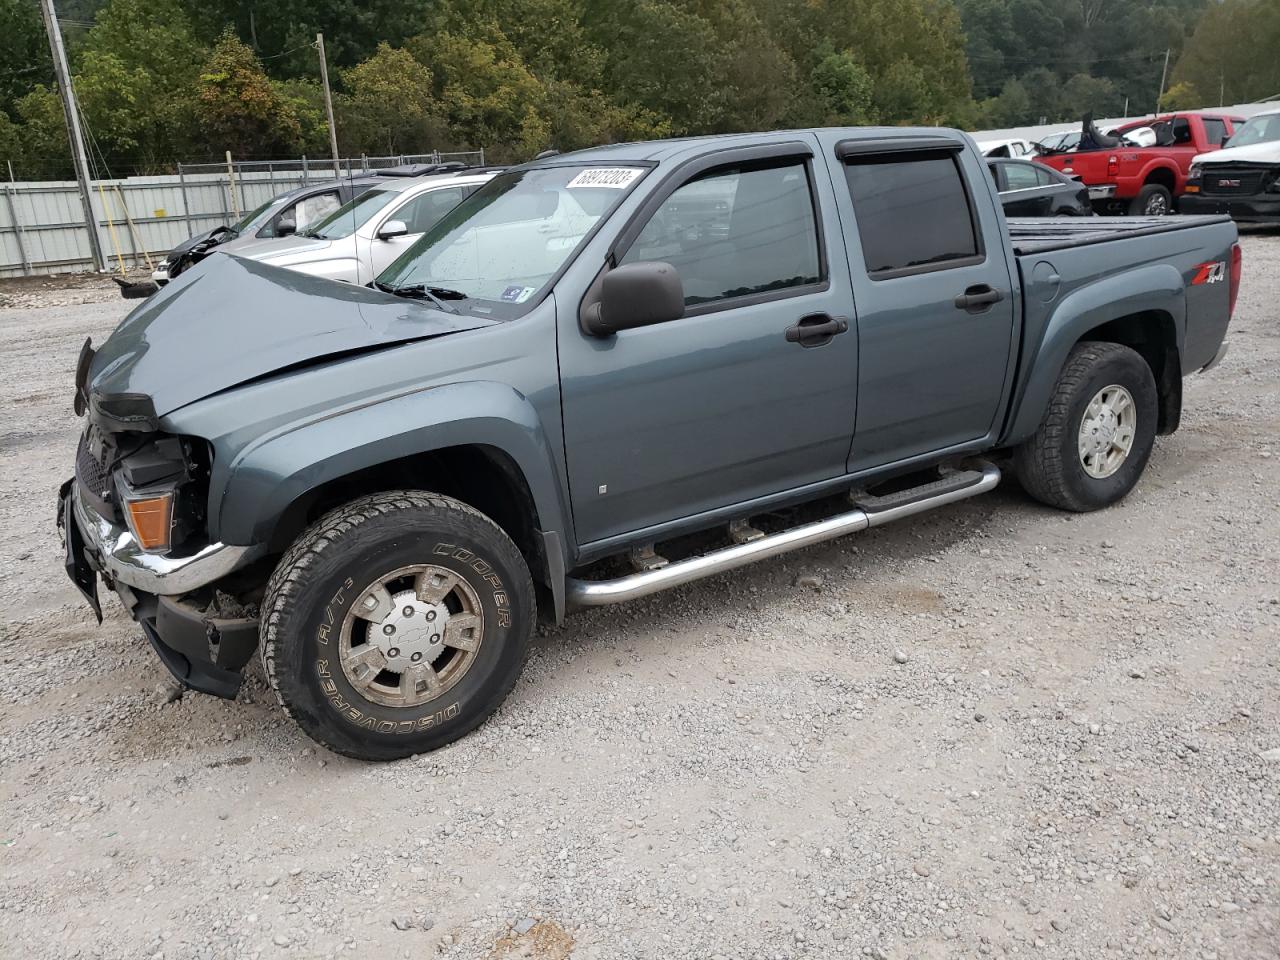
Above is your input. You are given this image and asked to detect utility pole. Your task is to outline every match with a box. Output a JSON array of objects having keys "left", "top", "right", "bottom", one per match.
[
  {"left": 1155, "top": 48, "right": 1171, "bottom": 114},
  {"left": 316, "top": 33, "right": 341, "bottom": 179},
  {"left": 38, "top": 0, "right": 106, "bottom": 271}
]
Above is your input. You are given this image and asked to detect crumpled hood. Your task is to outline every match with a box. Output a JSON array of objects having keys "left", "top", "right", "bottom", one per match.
[
  {"left": 89, "top": 254, "right": 497, "bottom": 417},
  {"left": 223, "top": 234, "right": 335, "bottom": 262},
  {"left": 1194, "top": 140, "right": 1280, "bottom": 166}
]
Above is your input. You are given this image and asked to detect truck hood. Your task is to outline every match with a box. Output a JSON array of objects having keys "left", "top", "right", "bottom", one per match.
[
  {"left": 88, "top": 254, "right": 498, "bottom": 418},
  {"left": 1193, "top": 141, "right": 1280, "bottom": 166}
]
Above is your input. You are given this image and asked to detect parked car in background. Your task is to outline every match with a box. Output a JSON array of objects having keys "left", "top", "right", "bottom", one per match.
[
  {"left": 977, "top": 137, "right": 1035, "bottom": 158},
  {"left": 988, "top": 158, "right": 1092, "bottom": 216},
  {"left": 244, "top": 169, "right": 500, "bottom": 285},
  {"left": 1035, "top": 130, "right": 1081, "bottom": 155},
  {"left": 1181, "top": 109, "right": 1280, "bottom": 223},
  {"left": 1036, "top": 112, "right": 1245, "bottom": 215},
  {"left": 62, "top": 127, "right": 1239, "bottom": 760},
  {"left": 143, "top": 164, "right": 471, "bottom": 293}
]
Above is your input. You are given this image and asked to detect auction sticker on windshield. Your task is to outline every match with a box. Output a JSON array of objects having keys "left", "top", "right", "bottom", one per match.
[{"left": 566, "top": 168, "right": 643, "bottom": 189}]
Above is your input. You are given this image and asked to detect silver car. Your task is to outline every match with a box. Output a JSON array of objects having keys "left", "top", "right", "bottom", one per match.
[{"left": 245, "top": 171, "right": 497, "bottom": 285}]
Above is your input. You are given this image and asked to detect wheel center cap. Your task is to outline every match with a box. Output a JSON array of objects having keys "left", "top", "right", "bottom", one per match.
[{"left": 375, "top": 590, "right": 450, "bottom": 668}]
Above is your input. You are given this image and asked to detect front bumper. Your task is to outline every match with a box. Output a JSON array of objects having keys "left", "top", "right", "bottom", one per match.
[
  {"left": 59, "top": 478, "right": 260, "bottom": 699},
  {"left": 1179, "top": 193, "right": 1280, "bottom": 222},
  {"left": 68, "top": 479, "right": 257, "bottom": 595}
]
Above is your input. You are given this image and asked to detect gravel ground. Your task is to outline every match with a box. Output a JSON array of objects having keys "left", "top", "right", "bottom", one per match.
[{"left": 1, "top": 233, "right": 1278, "bottom": 960}]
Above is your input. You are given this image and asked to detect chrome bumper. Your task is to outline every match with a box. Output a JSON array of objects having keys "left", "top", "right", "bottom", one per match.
[
  {"left": 71, "top": 483, "right": 258, "bottom": 596},
  {"left": 1087, "top": 185, "right": 1117, "bottom": 200}
]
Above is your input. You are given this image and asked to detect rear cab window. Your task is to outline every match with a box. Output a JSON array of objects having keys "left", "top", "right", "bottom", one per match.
[{"left": 841, "top": 148, "right": 982, "bottom": 279}]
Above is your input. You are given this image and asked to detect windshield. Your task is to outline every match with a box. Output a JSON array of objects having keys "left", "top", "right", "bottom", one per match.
[
  {"left": 232, "top": 199, "right": 277, "bottom": 234},
  {"left": 305, "top": 188, "right": 400, "bottom": 239},
  {"left": 375, "top": 165, "right": 647, "bottom": 318},
  {"left": 1225, "top": 114, "right": 1280, "bottom": 148}
]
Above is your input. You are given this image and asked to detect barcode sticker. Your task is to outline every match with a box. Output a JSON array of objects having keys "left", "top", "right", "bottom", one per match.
[{"left": 565, "top": 168, "right": 643, "bottom": 189}]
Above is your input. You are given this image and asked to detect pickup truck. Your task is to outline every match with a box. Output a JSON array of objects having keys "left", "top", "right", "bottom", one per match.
[
  {"left": 58, "top": 127, "right": 1240, "bottom": 761},
  {"left": 1181, "top": 109, "right": 1280, "bottom": 223},
  {"left": 1037, "top": 112, "right": 1243, "bottom": 215}
]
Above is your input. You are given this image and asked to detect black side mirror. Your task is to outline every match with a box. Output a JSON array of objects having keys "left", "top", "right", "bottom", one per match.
[
  {"left": 276, "top": 217, "right": 297, "bottom": 237},
  {"left": 585, "top": 261, "right": 685, "bottom": 336}
]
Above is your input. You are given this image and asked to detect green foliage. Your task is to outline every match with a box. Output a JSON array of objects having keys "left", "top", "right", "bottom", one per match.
[
  {"left": 0, "top": 0, "right": 51, "bottom": 114},
  {"left": 1171, "top": 0, "right": 1280, "bottom": 107},
  {"left": 196, "top": 29, "right": 302, "bottom": 157},
  {"left": 336, "top": 44, "right": 440, "bottom": 156},
  {"left": 4, "top": 0, "right": 1265, "bottom": 179}
]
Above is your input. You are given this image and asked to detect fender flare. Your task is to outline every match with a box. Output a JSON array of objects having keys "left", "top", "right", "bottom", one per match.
[
  {"left": 209, "top": 380, "right": 572, "bottom": 553},
  {"left": 1137, "top": 157, "right": 1181, "bottom": 191},
  {"left": 1002, "top": 263, "right": 1186, "bottom": 446}
]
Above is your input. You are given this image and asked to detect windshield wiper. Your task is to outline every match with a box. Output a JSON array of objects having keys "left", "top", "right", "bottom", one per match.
[{"left": 372, "top": 281, "right": 459, "bottom": 314}]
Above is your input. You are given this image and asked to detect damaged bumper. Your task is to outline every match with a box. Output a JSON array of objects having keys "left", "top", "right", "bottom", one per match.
[{"left": 58, "top": 478, "right": 261, "bottom": 699}]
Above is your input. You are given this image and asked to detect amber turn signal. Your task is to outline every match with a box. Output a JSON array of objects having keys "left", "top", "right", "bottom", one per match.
[{"left": 125, "top": 494, "right": 173, "bottom": 552}]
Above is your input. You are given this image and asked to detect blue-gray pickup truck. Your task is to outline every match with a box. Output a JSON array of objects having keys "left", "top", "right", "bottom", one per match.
[{"left": 59, "top": 128, "right": 1240, "bottom": 760}]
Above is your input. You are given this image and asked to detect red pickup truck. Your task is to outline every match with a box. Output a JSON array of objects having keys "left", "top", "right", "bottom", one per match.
[{"left": 1037, "top": 113, "right": 1244, "bottom": 215}]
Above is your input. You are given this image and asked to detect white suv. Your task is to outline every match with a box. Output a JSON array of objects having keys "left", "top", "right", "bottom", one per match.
[{"left": 241, "top": 170, "right": 499, "bottom": 285}]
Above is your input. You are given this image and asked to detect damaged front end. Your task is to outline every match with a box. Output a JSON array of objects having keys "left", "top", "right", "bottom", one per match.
[{"left": 59, "top": 342, "right": 265, "bottom": 698}]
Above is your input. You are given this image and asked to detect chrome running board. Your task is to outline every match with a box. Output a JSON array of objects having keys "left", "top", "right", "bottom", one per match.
[{"left": 566, "top": 462, "right": 1001, "bottom": 608}]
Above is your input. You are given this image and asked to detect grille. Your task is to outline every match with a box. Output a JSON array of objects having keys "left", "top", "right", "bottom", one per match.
[
  {"left": 1202, "top": 170, "right": 1264, "bottom": 196},
  {"left": 75, "top": 428, "right": 110, "bottom": 497}
]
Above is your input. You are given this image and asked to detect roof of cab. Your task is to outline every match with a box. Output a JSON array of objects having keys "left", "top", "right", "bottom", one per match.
[{"left": 520, "top": 127, "right": 971, "bottom": 168}]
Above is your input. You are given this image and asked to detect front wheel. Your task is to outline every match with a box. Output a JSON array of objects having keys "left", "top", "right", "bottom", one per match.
[
  {"left": 260, "top": 491, "right": 535, "bottom": 760},
  {"left": 1014, "top": 342, "right": 1158, "bottom": 512},
  {"left": 1129, "top": 184, "right": 1173, "bottom": 216}
]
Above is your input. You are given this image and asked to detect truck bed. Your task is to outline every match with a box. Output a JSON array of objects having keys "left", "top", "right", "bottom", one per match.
[{"left": 1007, "top": 215, "right": 1234, "bottom": 255}]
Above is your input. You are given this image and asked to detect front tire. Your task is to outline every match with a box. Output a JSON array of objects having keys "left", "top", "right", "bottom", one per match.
[
  {"left": 260, "top": 491, "right": 535, "bottom": 761},
  {"left": 1014, "top": 342, "right": 1158, "bottom": 512},
  {"left": 1129, "top": 184, "right": 1172, "bottom": 216}
]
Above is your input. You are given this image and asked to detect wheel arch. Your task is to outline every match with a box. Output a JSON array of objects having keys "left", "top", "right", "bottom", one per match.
[
  {"left": 209, "top": 381, "right": 573, "bottom": 620},
  {"left": 1003, "top": 265, "right": 1186, "bottom": 446},
  {"left": 1142, "top": 163, "right": 1178, "bottom": 193}
]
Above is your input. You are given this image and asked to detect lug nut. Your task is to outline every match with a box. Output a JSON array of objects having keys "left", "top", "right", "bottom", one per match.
[
  {"left": 387, "top": 647, "right": 400, "bottom": 658},
  {"left": 425, "top": 610, "right": 437, "bottom": 622},
  {"left": 430, "top": 634, "right": 440, "bottom": 644},
  {"left": 383, "top": 624, "right": 396, "bottom": 635},
  {"left": 410, "top": 652, "right": 423, "bottom": 662},
  {"left": 402, "top": 606, "right": 414, "bottom": 617}
]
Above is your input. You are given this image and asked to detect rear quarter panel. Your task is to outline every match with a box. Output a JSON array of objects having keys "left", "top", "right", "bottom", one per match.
[{"left": 1004, "top": 218, "right": 1237, "bottom": 445}]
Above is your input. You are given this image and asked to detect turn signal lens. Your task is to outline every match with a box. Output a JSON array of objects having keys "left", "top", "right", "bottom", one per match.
[{"left": 125, "top": 494, "right": 173, "bottom": 552}]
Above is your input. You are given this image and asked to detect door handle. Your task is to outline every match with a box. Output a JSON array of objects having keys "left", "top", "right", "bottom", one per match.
[
  {"left": 785, "top": 313, "right": 849, "bottom": 346},
  {"left": 954, "top": 285, "right": 1004, "bottom": 312}
]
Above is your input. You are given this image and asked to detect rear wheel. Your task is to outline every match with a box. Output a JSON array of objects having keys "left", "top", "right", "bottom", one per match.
[
  {"left": 260, "top": 491, "right": 535, "bottom": 760},
  {"left": 1129, "top": 184, "right": 1172, "bottom": 216},
  {"left": 1014, "top": 342, "right": 1158, "bottom": 512}
]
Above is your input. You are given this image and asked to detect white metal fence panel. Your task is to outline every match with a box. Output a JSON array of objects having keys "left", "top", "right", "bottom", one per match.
[{"left": 0, "top": 151, "right": 484, "bottom": 277}]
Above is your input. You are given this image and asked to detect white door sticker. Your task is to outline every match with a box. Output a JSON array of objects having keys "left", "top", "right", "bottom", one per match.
[{"left": 565, "top": 168, "right": 643, "bottom": 189}]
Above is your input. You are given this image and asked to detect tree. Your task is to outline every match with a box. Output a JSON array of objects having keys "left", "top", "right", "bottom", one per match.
[
  {"left": 0, "top": 0, "right": 51, "bottom": 114},
  {"left": 12, "top": 86, "right": 71, "bottom": 179},
  {"left": 335, "top": 44, "right": 441, "bottom": 156},
  {"left": 808, "top": 46, "right": 875, "bottom": 125},
  {"left": 409, "top": 31, "right": 550, "bottom": 159},
  {"left": 195, "top": 29, "right": 302, "bottom": 157},
  {"left": 1171, "top": 0, "right": 1280, "bottom": 106}
]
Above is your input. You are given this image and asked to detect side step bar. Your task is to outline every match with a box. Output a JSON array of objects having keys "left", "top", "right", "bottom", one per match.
[{"left": 566, "top": 462, "right": 1001, "bottom": 608}]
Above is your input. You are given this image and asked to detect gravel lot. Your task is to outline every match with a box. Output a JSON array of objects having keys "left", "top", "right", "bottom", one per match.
[{"left": 2, "top": 232, "right": 1278, "bottom": 960}]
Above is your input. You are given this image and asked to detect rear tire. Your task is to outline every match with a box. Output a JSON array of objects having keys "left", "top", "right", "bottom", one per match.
[
  {"left": 1014, "top": 342, "right": 1158, "bottom": 512},
  {"left": 1129, "top": 184, "right": 1172, "bottom": 216},
  {"left": 260, "top": 491, "right": 535, "bottom": 761}
]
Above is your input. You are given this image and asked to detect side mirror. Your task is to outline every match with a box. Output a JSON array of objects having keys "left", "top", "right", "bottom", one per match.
[
  {"left": 377, "top": 219, "right": 409, "bottom": 240},
  {"left": 276, "top": 216, "right": 297, "bottom": 237},
  {"left": 585, "top": 261, "right": 685, "bottom": 337}
]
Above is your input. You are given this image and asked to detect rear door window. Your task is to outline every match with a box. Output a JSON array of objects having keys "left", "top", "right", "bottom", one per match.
[
  {"left": 843, "top": 150, "right": 980, "bottom": 278},
  {"left": 1001, "top": 162, "right": 1041, "bottom": 191},
  {"left": 1201, "top": 117, "right": 1228, "bottom": 146},
  {"left": 393, "top": 187, "right": 467, "bottom": 234}
]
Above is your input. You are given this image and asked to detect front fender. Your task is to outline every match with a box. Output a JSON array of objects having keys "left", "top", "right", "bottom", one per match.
[
  {"left": 1002, "top": 263, "right": 1186, "bottom": 445},
  {"left": 210, "top": 380, "right": 570, "bottom": 549}
]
